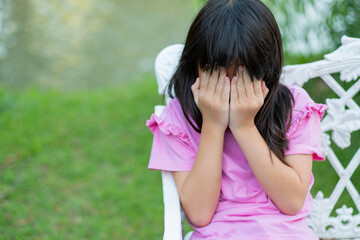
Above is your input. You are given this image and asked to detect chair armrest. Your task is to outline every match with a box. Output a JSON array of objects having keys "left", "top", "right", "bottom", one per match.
[{"left": 162, "top": 171, "right": 183, "bottom": 240}]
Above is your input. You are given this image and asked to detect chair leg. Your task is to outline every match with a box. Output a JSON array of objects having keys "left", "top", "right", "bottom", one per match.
[{"left": 183, "top": 231, "right": 194, "bottom": 240}]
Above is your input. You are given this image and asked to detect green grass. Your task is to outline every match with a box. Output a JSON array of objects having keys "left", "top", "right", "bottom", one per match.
[
  {"left": 0, "top": 76, "right": 165, "bottom": 239},
  {"left": 0, "top": 75, "right": 358, "bottom": 239}
]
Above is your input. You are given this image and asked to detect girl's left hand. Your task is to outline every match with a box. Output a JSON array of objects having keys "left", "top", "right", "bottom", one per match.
[{"left": 229, "top": 67, "right": 269, "bottom": 132}]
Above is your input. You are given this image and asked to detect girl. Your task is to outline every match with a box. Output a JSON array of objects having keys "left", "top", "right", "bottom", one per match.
[{"left": 146, "top": 0, "right": 327, "bottom": 239}]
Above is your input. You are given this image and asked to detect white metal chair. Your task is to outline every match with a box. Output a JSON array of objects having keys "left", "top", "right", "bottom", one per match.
[{"left": 152, "top": 36, "right": 360, "bottom": 240}]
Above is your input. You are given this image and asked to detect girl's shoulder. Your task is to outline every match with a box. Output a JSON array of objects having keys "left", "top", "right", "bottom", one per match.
[
  {"left": 155, "top": 98, "right": 186, "bottom": 127},
  {"left": 285, "top": 84, "right": 326, "bottom": 112},
  {"left": 146, "top": 97, "right": 194, "bottom": 143},
  {"left": 284, "top": 84, "right": 328, "bottom": 136},
  {"left": 146, "top": 98, "right": 197, "bottom": 172},
  {"left": 285, "top": 84, "right": 314, "bottom": 108}
]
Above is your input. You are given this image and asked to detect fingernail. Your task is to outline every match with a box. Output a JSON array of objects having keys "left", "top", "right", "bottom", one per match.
[{"left": 238, "top": 66, "right": 244, "bottom": 72}]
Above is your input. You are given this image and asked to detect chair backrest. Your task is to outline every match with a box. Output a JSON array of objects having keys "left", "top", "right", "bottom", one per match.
[
  {"left": 153, "top": 35, "right": 360, "bottom": 240},
  {"left": 281, "top": 35, "right": 360, "bottom": 239},
  {"left": 154, "top": 44, "right": 185, "bottom": 240},
  {"left": 154, "top": 44, "right": 184, "bottom": 105}
]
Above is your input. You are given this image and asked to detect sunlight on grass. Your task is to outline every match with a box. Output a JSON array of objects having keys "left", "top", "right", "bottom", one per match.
[{"left": 0, "top": 76, "right": 165, "bottom": 239}]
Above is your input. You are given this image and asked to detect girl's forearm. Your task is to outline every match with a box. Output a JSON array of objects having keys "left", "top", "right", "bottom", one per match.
[
  {"left": 232, "top": 125, "right": 309, "bottom": 215},
  {"left": 179, "top": 122, "right": 224, "bottom": 227}
]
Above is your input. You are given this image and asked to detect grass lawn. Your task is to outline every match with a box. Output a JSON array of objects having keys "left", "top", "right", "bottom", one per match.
[
  {"left": 0, "top": 76, "right": 164, "bottom": 239},
  {"left": 0, "top": 75, "right": 358, "bottom": 239}
]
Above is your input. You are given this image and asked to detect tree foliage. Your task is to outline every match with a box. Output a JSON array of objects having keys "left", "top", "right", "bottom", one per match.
[
  {"left": 326, "top": 0, "right": 360, "bottom": 46},
  {"left": 195, "top": 0, "right": 360, "bottom": 56}
]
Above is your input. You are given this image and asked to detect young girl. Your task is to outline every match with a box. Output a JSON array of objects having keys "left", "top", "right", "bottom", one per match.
[{"left": 146, "top": 0, "right": 327, "bottom": 239}]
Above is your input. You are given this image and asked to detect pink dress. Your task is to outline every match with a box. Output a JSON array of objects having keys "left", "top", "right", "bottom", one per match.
[{"left": 146, "top": 84, "right": 327, "bottom": 240}]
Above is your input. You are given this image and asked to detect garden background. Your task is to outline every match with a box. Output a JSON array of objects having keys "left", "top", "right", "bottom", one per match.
[{"left": 0, "top": 0, "right": 359, "bottom": 239}]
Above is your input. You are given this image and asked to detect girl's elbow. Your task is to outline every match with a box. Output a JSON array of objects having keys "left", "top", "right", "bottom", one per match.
[
  {"left": 281, "top": 205, "right": 302, "bottom": 216},
  {"left": 281, "top": 198, "right": 306, "bottom": 216},
  {"left": 188, "top": 214, "right": 212, "bottom": 227},
  {"left": 180, "top": 195, "right": 216, "bottom": 227},
  {"left": 190, "top": 218, "right": 211, "bottom": 227}
]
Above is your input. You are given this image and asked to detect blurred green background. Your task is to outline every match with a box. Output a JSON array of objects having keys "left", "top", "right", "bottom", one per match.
[{"left": 0, "top": 0, "right": 359, "bottom": 239}]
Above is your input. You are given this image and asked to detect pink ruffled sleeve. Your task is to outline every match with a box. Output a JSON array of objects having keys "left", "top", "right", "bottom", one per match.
[
  {"left": 285, "top": 86, "right": 328, "bottom": 161},
  {"left": 146, "top": 101, "right": 196, "bottom": 171}
]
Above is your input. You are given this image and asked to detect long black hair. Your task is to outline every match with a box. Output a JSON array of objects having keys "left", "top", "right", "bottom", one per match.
[{"left": 168, "top": 0, "right": 294, "bottom": 163}]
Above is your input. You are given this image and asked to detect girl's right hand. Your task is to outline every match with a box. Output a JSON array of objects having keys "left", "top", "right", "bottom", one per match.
[{"left": 191, "top": 67, "right": 230, "bottom": 132}]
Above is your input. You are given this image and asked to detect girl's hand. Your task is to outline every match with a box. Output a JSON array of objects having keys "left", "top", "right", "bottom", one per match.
[
  {"left": 191, "top": 67, "right": 231, "bottom": 132},
  {"left": 229, "top": 67, "right": 269, "bottom": 132}
]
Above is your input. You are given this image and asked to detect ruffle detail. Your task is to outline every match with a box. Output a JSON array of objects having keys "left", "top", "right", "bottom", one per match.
[
  {"left": 287, "top": 103, "right": 328, "bottom": 137},
  {"left": 146, "top": 112, "right": 192, "bottom": 147}
]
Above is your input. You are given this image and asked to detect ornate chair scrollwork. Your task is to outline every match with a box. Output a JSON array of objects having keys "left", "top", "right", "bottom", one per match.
[{"left": 153, "top": 36, "right": 360, "bottom": 240}]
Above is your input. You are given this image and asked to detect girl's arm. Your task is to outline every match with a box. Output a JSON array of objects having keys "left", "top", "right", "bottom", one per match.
[
  {"left": 172, "top": 67, "right": 230, "bottom": 227},
  {"left": 232, "top": 126, "right": 312, "bottom": 215},
  {"left": 229, "top": 67, "right": 312, "bottom": 215},
  {"left": 172, "top": 124, "right": 224, "bottom": 227}
]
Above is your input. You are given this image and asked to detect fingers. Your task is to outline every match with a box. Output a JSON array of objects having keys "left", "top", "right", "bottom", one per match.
[
  {"left": 196, "top": 67, "right": 231, "bottom": 109},
  {"left": 236, "top": 66, "right": 246, "bottom": 101},
  {"left": 231, "top": 76, "right": 238, "bottom": 103},
  {"left": 242, "top": 68, "right": 256, "bottom": 98},
  {"left": 191, "top": 77, "right": 200, "bottom": 105},
  {"left": 207, "top": 68, "right": 221, "bottom": 94},
  {"left": 197, "top": 66, "right": 269, "bottom": 106},
  {"left": 221, "top": 77, "right": 230, "bottom": 104},
  {"left": 261, "top": 80, "right": 269, "bottom": 99},
  {"left": 214, "top": 67, "right": 226, "bottom": 96},
  {"left": 253, "top": 78, "right": 262, "bottom": 98},
  {"left": 240, "top": 68, "right": 267, "bottom": 100},
  {"left": 199, "top": 68, "right": 209, "bottom": 91}
]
